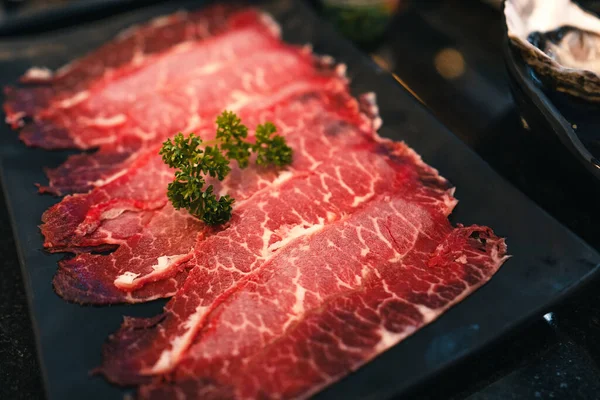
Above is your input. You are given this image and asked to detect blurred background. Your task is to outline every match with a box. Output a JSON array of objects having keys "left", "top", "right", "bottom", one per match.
[
  {"left": 1, "top": 0, "right": 71, "bottom": 15},
  {"left": 2, "top": 1, "right": 600, "bottom": 400}
]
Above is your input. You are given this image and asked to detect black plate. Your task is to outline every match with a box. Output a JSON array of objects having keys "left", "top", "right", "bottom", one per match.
[{"left": 0, "top": 1, "right": 599, "bottom": 399}]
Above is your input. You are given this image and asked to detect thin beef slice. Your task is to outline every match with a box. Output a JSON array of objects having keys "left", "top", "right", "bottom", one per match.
[
  {"left": 4, "top": 6, "right": 300, "bottom": 195},
  {"left": 99, "top": 139, "right": 458, "bottom": 385},
  {"left": 137, "top": 198, "right": 506, "bottom": 400}
]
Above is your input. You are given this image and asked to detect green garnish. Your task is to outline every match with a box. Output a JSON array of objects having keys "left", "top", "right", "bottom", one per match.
[
  {"left": 253, "top": 122, "right": 293, "bottom": 167},
  {"left": 159, "top": 111, "right": 293, "bottom": 225}
]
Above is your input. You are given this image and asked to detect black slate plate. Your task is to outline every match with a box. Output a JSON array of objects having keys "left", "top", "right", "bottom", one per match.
[{"left": 0, "top": 1, "right": 599, "bottom": 400}]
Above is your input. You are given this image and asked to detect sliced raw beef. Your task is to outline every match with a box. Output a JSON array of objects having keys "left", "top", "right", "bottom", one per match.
[
  {"left": 5, "top": 6, "right": 346, "bottom": 195},
  {"left": 41, "top": 87, "right": 364, "bottom": 252},
  {"left": 51, "top": 164, "right": 281, "bottom": 304},
  {"left": 3, "top": 6, "right": 509, "bottom": 399},
  {"left": 4, "top": 6, "right": 274, "bottom": 147},
  {"left": 53, "top": 204, "right": 200, "bottom": 304},
  {"left": 99, "top": 140, "right": 458, "bottom": 385},
  {"left": 41, "top": 148, "right": 171, "bottom": 252},
  {"left": 39, "top": 53, "right": 342, "bottom": 195},
  {"left": 137, "top": 199, "right": 506, "bottom": 400},
  {"left": 38, "top": 46, "right": 341, "bottom": 195},
  {"left": 48, "top": 89, "right": 378, "bottom": 304}
]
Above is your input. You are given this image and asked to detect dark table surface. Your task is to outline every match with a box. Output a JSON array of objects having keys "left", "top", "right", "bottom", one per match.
[{"left": 2, "top": 0, "right": 600, "bottom": 399}]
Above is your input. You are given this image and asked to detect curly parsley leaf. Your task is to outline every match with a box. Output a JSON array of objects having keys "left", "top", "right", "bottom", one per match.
[
  {"left": 160, "top": 111, "right": 293, "bottom": 225},
  {"left": 253, "top": 122, "right": 293, "bottom": 167}
]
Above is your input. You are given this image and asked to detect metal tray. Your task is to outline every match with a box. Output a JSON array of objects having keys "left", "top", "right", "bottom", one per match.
[{"left": 0, "top": 1, "right": 599, "bottom": 399}]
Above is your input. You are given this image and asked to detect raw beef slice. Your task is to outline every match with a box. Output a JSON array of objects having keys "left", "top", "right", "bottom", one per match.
[
  {"left": 3, "top": 6, "right": 316, "bottom": 195},
  {"left": 138, "top": 201, "right": 505, "bottom": 400}
]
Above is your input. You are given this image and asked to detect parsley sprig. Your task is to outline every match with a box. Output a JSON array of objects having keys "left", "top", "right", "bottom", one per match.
[{"left": 159, "top": 111, "right": 293, "bottom": 225}]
